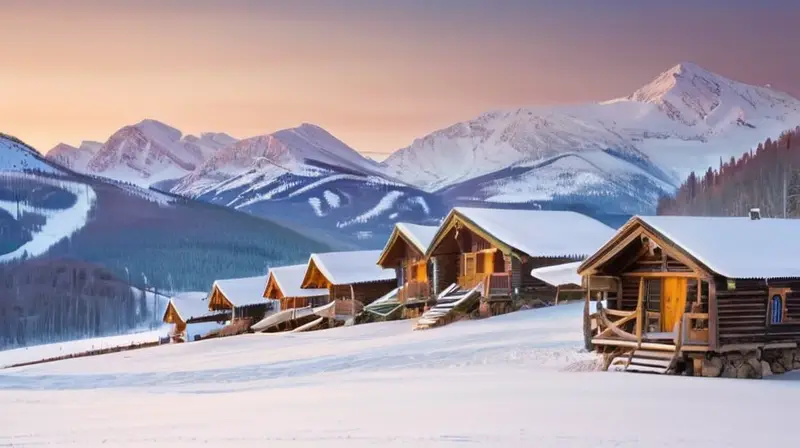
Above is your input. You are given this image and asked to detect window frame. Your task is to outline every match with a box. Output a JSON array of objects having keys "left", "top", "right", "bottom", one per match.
[{"left": 767, "top": 287, "right": 792, "bottom": 326}]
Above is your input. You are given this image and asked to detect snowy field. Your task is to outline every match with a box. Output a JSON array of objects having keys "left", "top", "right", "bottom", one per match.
[
  {"left": 1, "top": 303, "right": 799, "bottom": 447},
  {"left": 0, "top": 325, "right": 171, "bottom": 368}
]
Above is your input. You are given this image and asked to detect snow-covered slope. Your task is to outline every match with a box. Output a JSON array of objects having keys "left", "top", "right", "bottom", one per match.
[
  {"left": 1, "top": 303, "right": 796, "bottom": 447},
  {"left": 46, "top": 120, "right": 235, "bottom": 187},
  {"left": 0, "top": 133, "right": 61, "bottom": 174},
  {"left": 384, "top": 62, "right": 800, "bottom": 192}
]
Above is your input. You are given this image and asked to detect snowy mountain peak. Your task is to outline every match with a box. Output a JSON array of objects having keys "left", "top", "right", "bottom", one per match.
[
  {"left": 133, "top": 119, "right": 182, "bottom": 144},
  {"left": 47, "top": 142, "right": 99, "bottom": 171},
  {"left": 627, "top": 61, "right": 799, "bottom": 127}
]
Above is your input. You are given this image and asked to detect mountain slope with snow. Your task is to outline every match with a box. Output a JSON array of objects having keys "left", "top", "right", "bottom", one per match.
[
  {"left": 384, "top": 62, "right": 800, "bottom": 192},
  {"left": 46, "top": 120, "right": 236, "bottom": 187}
]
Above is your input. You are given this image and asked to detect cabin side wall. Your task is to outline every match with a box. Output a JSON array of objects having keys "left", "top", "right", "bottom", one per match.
[
  {"left": 331, "top": 281, "right": 397, "bottom": 305},
  {"left": 714, "top": 278, "right": 800, "bottom": 347}
]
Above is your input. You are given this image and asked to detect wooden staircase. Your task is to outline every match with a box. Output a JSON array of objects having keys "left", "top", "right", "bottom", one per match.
[
  {"left": 414, "top": 283, "right": 482, "bottom": 330},
  {"left": 609, "top": 347, "right": 679, "bottom": 374}
]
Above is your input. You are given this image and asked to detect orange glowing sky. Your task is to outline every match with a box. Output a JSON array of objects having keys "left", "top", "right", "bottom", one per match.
[{"left": 0, "top": 0, "right": 798, "bottom": 159}]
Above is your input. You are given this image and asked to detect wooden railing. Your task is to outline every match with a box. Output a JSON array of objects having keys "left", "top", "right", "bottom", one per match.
[
  {"left": 681, "top": 312, "right": 710, "bottom": 346},
  {"left": 458, "top": 273, "right": 486, "bottom": 291},
  {"left": 334, "top": 300, "right": 364, "bottom": 316},
  {"left": 592, "top": 303, "right": 639, "bottom": 342},
  {"left": 485, "top": 273, "right": 511, "bottom": 297},
  {"left": 399, "top": 280, "right": 430, "bottom": 303}
]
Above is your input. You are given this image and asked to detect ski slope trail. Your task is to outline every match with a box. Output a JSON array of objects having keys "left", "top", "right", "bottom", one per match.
[{"left": 1, "top": 303, "right": 799, "bottom": 447}]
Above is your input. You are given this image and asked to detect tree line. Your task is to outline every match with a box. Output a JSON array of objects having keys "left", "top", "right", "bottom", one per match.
[{"left": 657, "top": 126, "right": 800, "bottom": 217}]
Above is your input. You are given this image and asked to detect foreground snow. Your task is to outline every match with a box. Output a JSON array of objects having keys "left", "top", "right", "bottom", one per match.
[{"left": 1, "top": 303, "right": 799, "bottom": 447}]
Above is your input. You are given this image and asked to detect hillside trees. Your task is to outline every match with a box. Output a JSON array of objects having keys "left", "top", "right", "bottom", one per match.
[{"left": 657, "top": 126, "right": 800, "bottom": 217}]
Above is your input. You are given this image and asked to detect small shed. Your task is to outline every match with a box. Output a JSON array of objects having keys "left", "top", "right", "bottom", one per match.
[
  {"left": 264, "top": 264, "right": 329, "bottom": 310},
  {"left": 301, "top": 250, "right": 397, "bottom": 317},
  {"left": 530, "top": 261, "right": 584, "bottom": 305},
  {"left": 377, "top": 223, "right": 439, "bottom": 314},
  {"left": 578, "top": 215, "right": 800, "bottom": 378}
]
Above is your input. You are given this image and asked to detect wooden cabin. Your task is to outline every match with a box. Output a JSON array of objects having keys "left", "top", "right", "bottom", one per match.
[
  {"left": 301, "top": 250, "right": 397, "bottom": 318},
  {"left": 377, "top": 223, "right": 439, "bottom": 318},
  {"left": 162, "top": 292, "right": 228, "bottom": 343},
  {"left": 425, "top": 207, "right": 616, "bottom": 316},
  {"left": 578, "top": 214, "right": 800, "bottom": 378},
  {"left": 530, "top": 261, "right": 585, "bottom": 305},
  {"left": 263, "top": 264, "right": 329, "bottom": 310},
  {"left": 208, "top": 275, "right": 276, "bottom": 335}
]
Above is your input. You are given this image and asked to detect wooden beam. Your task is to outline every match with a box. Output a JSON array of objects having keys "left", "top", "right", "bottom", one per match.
[
  {"left": 636, "top": 277, "right": 644, "bottom": 343},
  {"left": 583, "top": 276, "right": 592, "bottom": 351},
  {"left": 622, "top": 271, "right": 700, "bottom": 278},
  {"left": 708, "top": 279, "right": 717, "bottom": 351}
]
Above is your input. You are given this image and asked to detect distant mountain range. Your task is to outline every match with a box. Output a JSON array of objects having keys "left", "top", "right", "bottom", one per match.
[{"left": 40, "top": 61, "right": 800, "bottom": 247}]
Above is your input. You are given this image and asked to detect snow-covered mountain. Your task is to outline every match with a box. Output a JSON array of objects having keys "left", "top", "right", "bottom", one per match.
[
  {"left": 174, "top": 124, "right": 443, "bottom": 248},
  {"left": 174, "top": 123, "right": 388, "bottom": 196},
  {"left": 30, "top": 62, "right": 800, "bottom": 247},
  {"left": 47, "top": 141, "right": 102, "bottom": 171},
  {"left": 384, "top": 62, "right": 800, "bottom": 192},
  {"left": 46, "top": 120, "right": 236, "bottom": 187}
]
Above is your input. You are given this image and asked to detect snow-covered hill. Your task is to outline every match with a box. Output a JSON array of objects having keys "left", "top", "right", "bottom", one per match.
[
  {"left": 384, "top": 62, "right": 800, "bottom": 192},
  {"left": 46, "top": 120, "right": 236, "bottom": 187},
  {"left": 2, "top": 303, "right": 796, "bottom": 446}
]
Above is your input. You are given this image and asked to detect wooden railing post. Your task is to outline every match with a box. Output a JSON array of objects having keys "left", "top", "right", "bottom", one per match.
[
  {"left": 636, "top": 277, "right": 644, "bottom": 344},
  {"left": 583, "top": 276, "right": 593, "bottom": 351}
]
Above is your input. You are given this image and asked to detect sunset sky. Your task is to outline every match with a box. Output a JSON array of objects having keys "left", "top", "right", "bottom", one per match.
[{"left": 1, "top": 0, "right": 798, "bottom": 159}]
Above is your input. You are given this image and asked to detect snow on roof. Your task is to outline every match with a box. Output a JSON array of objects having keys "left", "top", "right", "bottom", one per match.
[
  {"left": 451, "top": 207, "right": 616, "bottom": 258},
  {"left": 167, "top": 292, "right": 211, "bottom": 322},
  {"left": 269, "top": 264, "right": 328, "bottom": 298},
  {"left": 213, "top": 275, "right": 269, "bottom": 307},
  {"left": 638, "top": 215, "right": 800, "bottom": 279},
  {"left": 309, "top": 250, "right": 396, "bottom": 285},
  {"left": 531, "top": 262, "right": 583, "bottom": 287},
  {"left": 395, "top": 223, "right": 438, "bottom": 254}
]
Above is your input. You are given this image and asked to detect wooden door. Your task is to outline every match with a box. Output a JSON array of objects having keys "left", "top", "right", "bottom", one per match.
[{"left": 661, "top": 277, "right": 687, "bottom": 332}]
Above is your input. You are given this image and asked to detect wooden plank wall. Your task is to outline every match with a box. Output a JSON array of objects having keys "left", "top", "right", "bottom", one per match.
[{"left": 715, "top": 278, "right": 800, "bottom": 345}]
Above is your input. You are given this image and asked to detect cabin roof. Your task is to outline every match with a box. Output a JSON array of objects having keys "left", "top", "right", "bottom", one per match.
[
  {"left": 377, "top": 223, "right": 438, "bottom": 266},
  {"left": 631, "top": 215, "right": 800, "bottom": 279},
  {"left": 212, "top": 275, "right": 269, "bottom": 307},
  {"left": 268, "top": 264, "right": 329, "bottom": 298},
  {"left": 429, "top": 207, "right": 615, "bottom": 258},
  {"left": 164, "top": 292, "right": 211, "bottom": 323},
  {"left": 395, "top": 223, "right": 438, "bottom": 254},
  {"left": 307, "top": 250, "right": 396, "bottom": 286},
  {"left": 530, "top": 261, "right": 583, "bottom": 287}
]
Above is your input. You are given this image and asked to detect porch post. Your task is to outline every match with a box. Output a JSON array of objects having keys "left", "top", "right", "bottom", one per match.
[{"left": 583, "top": 276, "right": 593, "bottom": 351}]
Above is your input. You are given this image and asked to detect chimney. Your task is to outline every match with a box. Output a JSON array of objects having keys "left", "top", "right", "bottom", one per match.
[{"left": 750, "top": 208, "right": 761, "bottom": 220}]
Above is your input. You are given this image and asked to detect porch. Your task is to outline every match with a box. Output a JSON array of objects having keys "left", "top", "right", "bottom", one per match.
[{"left": 586, "top": 275, "right": 711, "bottom": 373}]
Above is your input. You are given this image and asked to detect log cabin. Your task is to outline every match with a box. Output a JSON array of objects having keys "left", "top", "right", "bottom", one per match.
[
  {"left": 162, "top": 292, "right": 228, "bottom": 343},
  {"left": 376, "top": 223, "right": 439, "bottom": 318},
  {"left": 301, "top": 250, "right": 397, "bottom": 319},
  {"left": 208, "top": 275, "right": 277, "bottom": 335},
  {"left": 530, "top": 261, "right": 585, "bottom": 305},
  {"left": 263, "top": 264, "right": 329, "bottom": 311},
  {"left": 424, "top": 207, "right": 616, "bottom": 318},
  {"left": 578, "top": 213, "right": 800, "bottom": 378}
]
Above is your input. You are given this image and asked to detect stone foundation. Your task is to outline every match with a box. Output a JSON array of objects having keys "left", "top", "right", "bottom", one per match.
[{"left": 700, "top": 347, "right": 800, "bottom": 379}]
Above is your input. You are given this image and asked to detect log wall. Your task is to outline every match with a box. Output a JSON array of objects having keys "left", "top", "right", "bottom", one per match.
[{"left": 715, "top": 278, "right": 800, "bottom": 346}]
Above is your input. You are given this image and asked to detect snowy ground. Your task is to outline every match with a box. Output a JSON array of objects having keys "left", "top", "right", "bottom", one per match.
[
  {"left": 1, "top": 303, "right": 799, "bottom": 447},
  {"left": 0, "top": 326, "right": 171, "bottom": 368}
]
